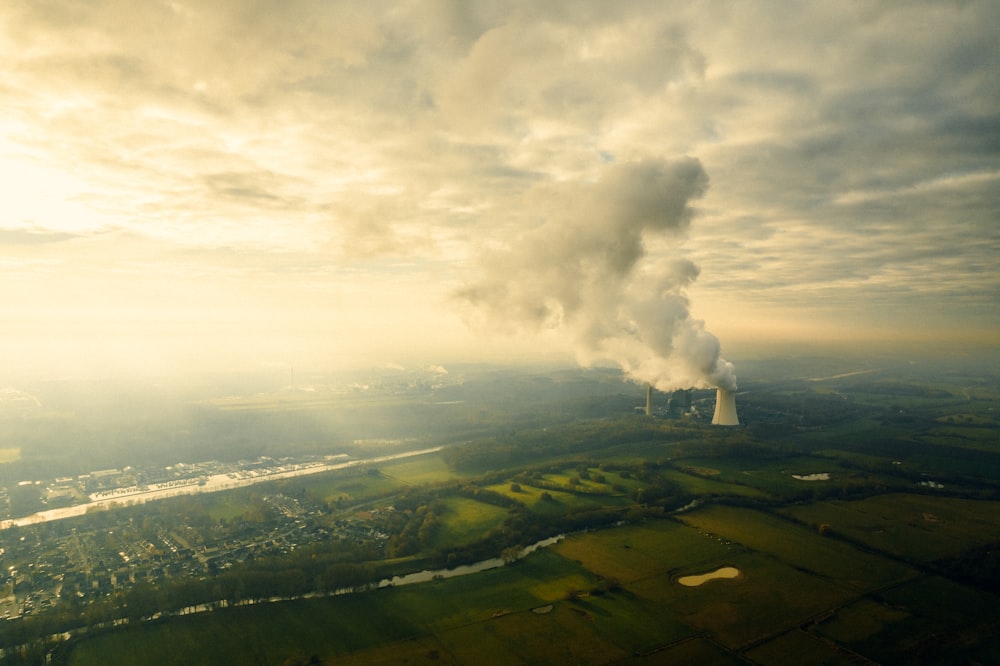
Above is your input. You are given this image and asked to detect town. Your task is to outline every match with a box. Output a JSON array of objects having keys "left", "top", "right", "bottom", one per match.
[{"left": 0, "top": 454, "right": 400, "bottom": 621}]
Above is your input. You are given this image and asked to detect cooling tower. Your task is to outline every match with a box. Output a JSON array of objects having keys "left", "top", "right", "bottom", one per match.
[{"left": 711, "top": 388, "right": 739, "bottom": 426}]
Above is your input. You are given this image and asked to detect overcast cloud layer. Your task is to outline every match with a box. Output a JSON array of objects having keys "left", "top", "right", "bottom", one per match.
[{"left": 1, "top": 1, "right": 997, "bottom": 378}]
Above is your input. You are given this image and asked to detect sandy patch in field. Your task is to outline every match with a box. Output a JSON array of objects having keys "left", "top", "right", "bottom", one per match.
[{"left": 677, "top": 566, "right": 742, "bottom": 587}]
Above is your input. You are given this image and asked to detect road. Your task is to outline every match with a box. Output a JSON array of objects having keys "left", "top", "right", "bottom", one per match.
[{"left": 0, "top": 446, "right": 443, "bottom": 530}]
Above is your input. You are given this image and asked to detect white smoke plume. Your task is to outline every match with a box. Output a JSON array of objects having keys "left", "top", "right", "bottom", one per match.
[{"left": 457, "top": 157, "right": 736, "bottom": 392}]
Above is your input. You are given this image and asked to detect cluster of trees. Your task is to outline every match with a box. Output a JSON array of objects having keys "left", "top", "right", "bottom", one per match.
[
  {"left": 441, "top": 418, "right": 690, "bottom": 472},
  {"left": 384, "top": 502, "right": 442, "bottom": 558},
  {"left": 935, "top": 541, "right": 1000, "bottom": 594}
]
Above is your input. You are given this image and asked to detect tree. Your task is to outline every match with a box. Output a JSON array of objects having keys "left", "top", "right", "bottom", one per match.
[{"left": 501, "top": 546, "right": 523, "bottom": 564}]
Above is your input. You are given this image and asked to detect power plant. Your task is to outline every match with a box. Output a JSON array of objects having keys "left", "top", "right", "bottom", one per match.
[
  {"left": 667, "top": 389, "right": 692, "bottom": 418},
  {"left": 636, "top": 385, "right": 736, "bottom": 424},
  {"left": 711, "top": 388, "right": 739, "bottom": 426},
  {"left": 637, "top": 386, "right": 696, "bottom": 419}
]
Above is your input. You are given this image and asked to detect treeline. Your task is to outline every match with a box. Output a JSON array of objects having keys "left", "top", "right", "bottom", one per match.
[
  {"left": 935, "top": 541, "right": 1000, "bottom": 594},
  {"left": 442, "top": 418, "right": 695, "bottom": 472}
]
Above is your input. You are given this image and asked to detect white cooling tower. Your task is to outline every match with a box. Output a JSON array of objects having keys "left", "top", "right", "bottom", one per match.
[{"left": 711, "top": 388, "right": 739, "bottom": 426}]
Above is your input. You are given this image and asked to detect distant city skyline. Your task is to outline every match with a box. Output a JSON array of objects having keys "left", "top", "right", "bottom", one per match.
[{"left": 1, "top": 1, "right": 997, "bottom": 379}]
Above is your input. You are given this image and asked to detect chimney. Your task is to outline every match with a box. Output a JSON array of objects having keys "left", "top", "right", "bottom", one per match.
[
  {"left": 711, "top": 388, "right": 739, "bottom": 426},
  {"left": 645, "top": 384, "right": 653, "bottom": 416}
]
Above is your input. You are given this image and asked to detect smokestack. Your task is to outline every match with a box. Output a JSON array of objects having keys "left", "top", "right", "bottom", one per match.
[
  {"left": 711, "top": 388, "right": 739, "bottom": 426},
  {"left": 645, "top": 384, "right": 653, "bottom": 416}
]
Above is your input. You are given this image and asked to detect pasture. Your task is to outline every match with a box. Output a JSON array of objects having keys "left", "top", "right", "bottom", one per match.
[
  {"left": 744, "top": 629, "right": 855, "bottom": 666},
  {"left": 660, "top": 468, "right": 770, "bottom": 499},
  {"left": 811, "top": 578, "right": 1000, "bottom": 664},
  {"left": 674, "top": 455, "right": 869, "bottom": 496},
  {"left": 678, "top": 505, "right": 919, "bottom": 590},
  {"left": 487, "top": 481, "right": 622, "bottom": 515},
  {"left": 380, "top": 455, "right": 456, "bottom": 484},
  {"left": 63, "top": 547, "right": 598, "bottom": 665},
  {"left": 556, "top": 517, "right": 864, "bottom": 650},
  {"left": 63, "top": 509, "right": 1000, "bottom": 665},
  {"left": 429, "top": 496, "right": 510, "bottom": 549},
  {"left": 553, "top": 519, "right": 736, "bottom": 584},
  {"left": 64, "top": 595, "right": 421, "bottom": 665},
  {"left": 284, "top": 468, "right": 404, "bottom": 505},
  {"left": 200, "top": 493, "right": 253, "bottom": 523},
  {"left": 781, "top": 493, "right": 1000, "bottom": 563}
]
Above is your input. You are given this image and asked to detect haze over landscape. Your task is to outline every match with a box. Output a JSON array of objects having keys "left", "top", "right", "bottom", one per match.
[
  {"left": 2, "top": 1, "right": 997, "bottom": 381},
  {"left": 3, "top": 5, "right": 1000, "bottom": 663}
]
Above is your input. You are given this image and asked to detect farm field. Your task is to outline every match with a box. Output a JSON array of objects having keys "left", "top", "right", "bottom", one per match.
[
  {"left": 429, "top": 496, "right": 510, "bottom": 549},
  {"left": 485, "top": 481, "right": 622, "bottom": 515},
  {"left": 780, "top": 493, "right": 1000, "bottom": 563},
  {"left": 672, "top": 455, "right": 875, "bottom": 496},
  {"left": 677, "top": 505, "right": 919, "bottom": 590},
  {"left": 744, "top": 629, "right": 858, "bottom": 666},
  {"left": 552, "top": 519, "right": 737, "bottom": 584},
  {"left": 659, "top": 468, "right": 770, "bottom": 499},
  {"left": 808, "top": 578, "right": 1000, "bottom": 664},
  {"left": 294, "top": 455, "right": 461, "bottom": 505},
  {"left": 285, "top": 469, "right": 404, "bottom": 505},
  {"left": 63, "top": 506, "right": 1000, "bottom": 665},
  {"left": 379, "top": 455, "right": 457, "bottom": 485}
]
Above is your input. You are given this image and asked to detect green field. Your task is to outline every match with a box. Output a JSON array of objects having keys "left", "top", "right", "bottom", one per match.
[
  {"left": 58, "top": 505, "right": 1000, "bottom": 665},
  {"left": 673, "top": 455, "right": 874, "bottom": 496},
  {"left": 64, "top": 594, "right": 423, "bottom": 665},
  {"left": 678, "top": 505, "right": 919, "bottom": 590},
  {"left": 780, "top": 493, "right": 1000, "bottom": 563},
  {"left": 380, "top": 455, "right": 457, "bottom": 485},
  {"left": 285, "top": 468, "right": 405, "bottom": 505},
  {"left": 660, "top": 468, "right": 771, "bottom": 499},
  {"left": 553, "top": 519, "right": 736, "bottom": 584},
  {"left": 58, "top": 521, "right": 762, "bottom": 662},
  {"left": 64, "top": 548, "right": 600, "bottom": 665},
  {"left": 744, "top": 629, "right": 857, "bottom": 666},
  {"left": 430, "top": 497, "right": 510, "bottom": 548},
  {"left": 811, "top": 578, "right": 1000, "bottom": 664}
]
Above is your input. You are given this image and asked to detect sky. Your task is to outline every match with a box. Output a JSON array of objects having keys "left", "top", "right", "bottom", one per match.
[{"left": 1, "top": 1, "right": 998, "bottom": 381}]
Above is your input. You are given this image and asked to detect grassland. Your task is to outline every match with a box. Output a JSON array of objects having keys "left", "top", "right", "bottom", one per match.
[
  {"left": 429, "top": 497, "right": 509, "bottom": 549},
  {"left": 677, "top": 505, "right": 919, "bottom": 590},
  {"left": 659, "top": 468, "right": 769, "bottom": 498},
  {"left": 673, "top": 455, "right": 883, "bottom": 496},
  {"left": 809, "top": 577, "right": 1000, "bottom": 664},
  {"left": 781, "top": 493, "right": 1000, "bottom": 563},
  {"left": 58, "top": 497, "right": 1000, "bottom": 665},
  {"left": 267, "top": 454, "right": 455, "bottom": 507}
]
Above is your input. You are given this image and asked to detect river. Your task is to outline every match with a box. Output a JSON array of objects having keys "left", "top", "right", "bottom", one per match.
[{"left": 376, "top": 535, "right": 565, "bottom": 587}]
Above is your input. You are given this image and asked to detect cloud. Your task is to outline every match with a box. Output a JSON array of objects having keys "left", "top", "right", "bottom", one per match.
[
  {"left": 456, "top": 157, "right": 736, "bottom": 390},
  {"left": 0, "top": 0, "right": 997, "bottom": 378},
  {"left": 0, "top": 227, "right": 80, "bottom": 245}
]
